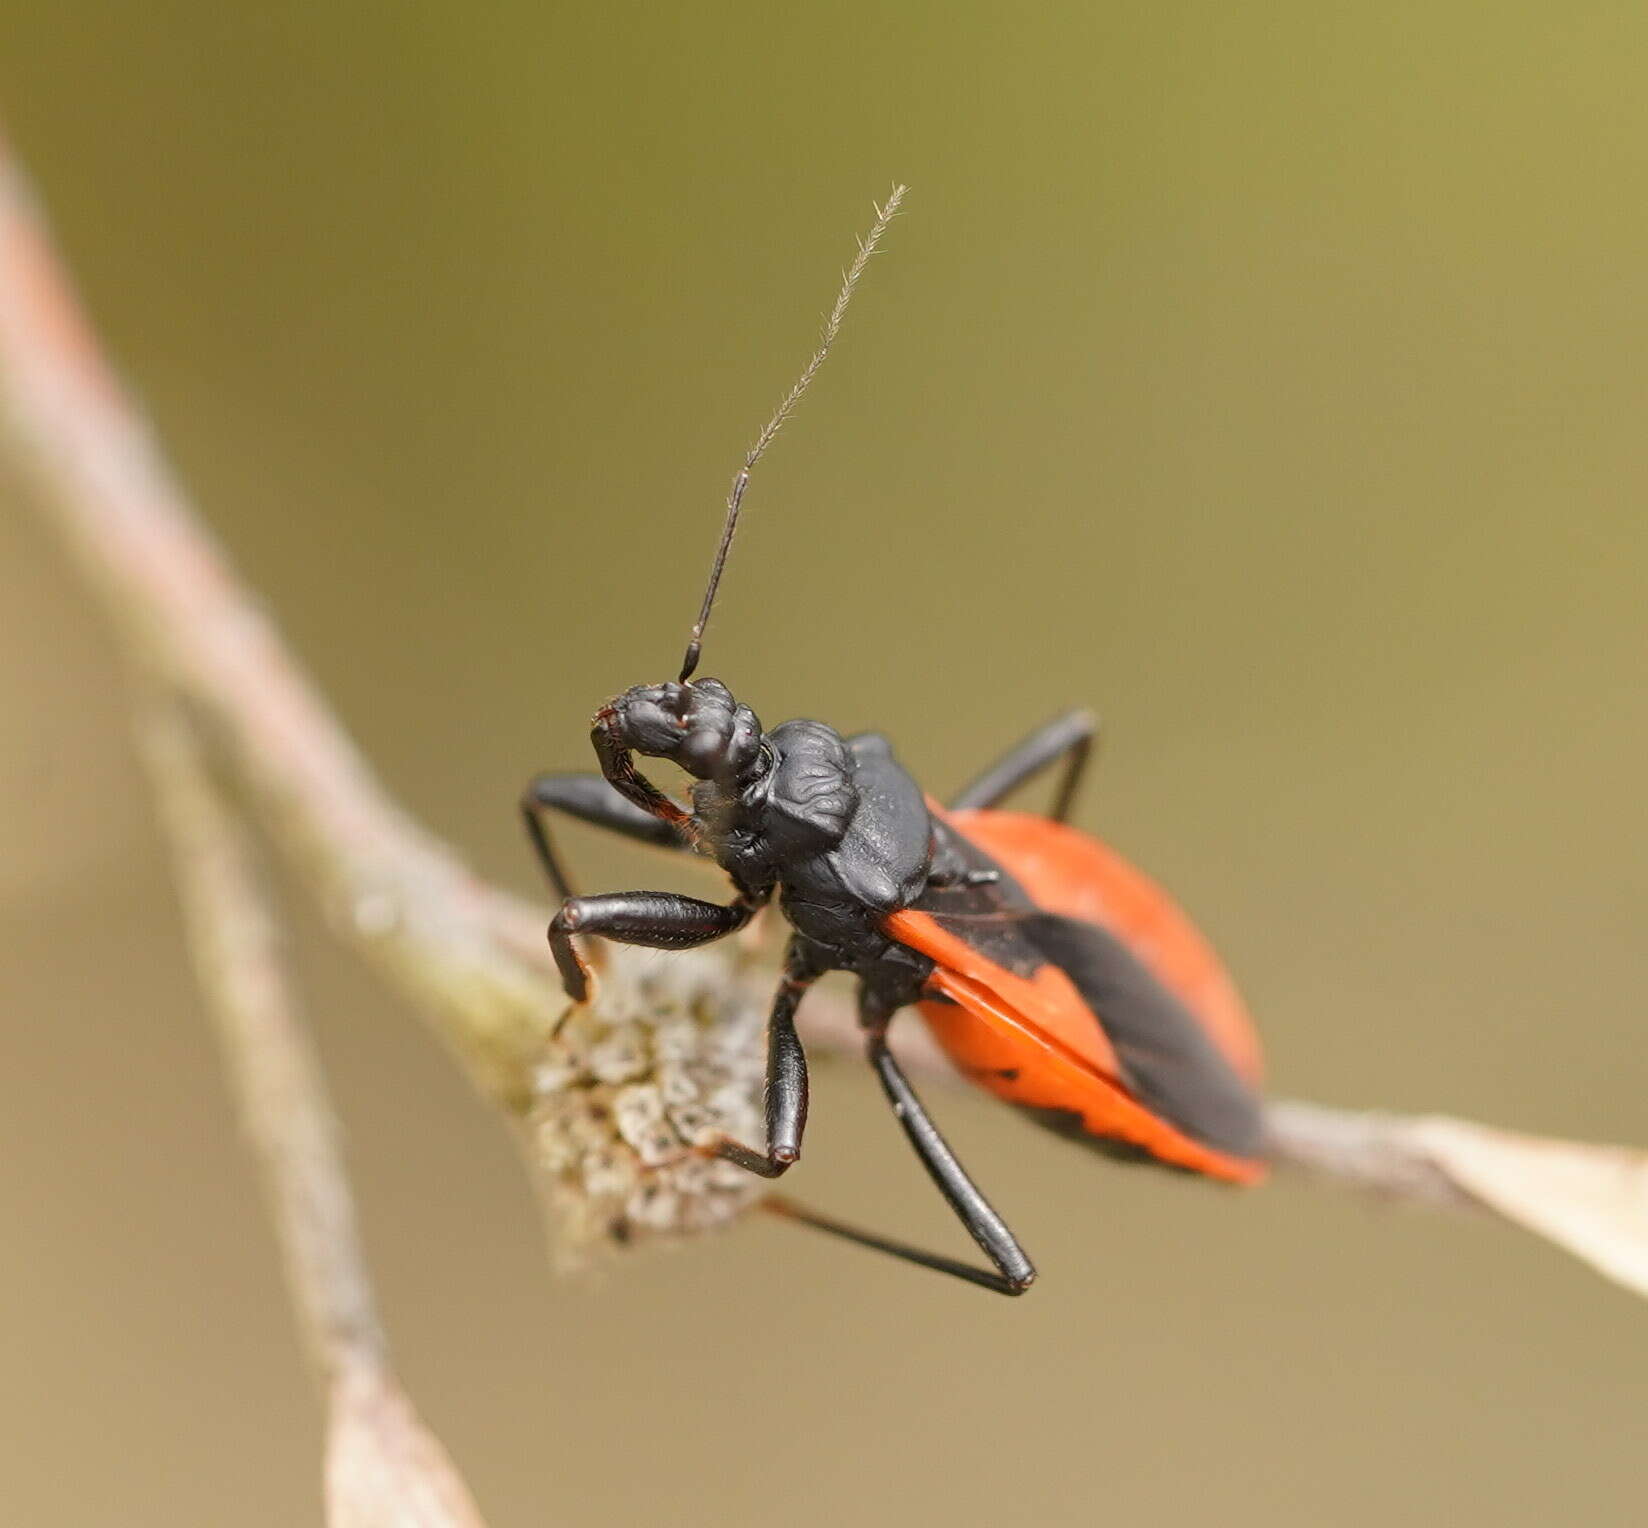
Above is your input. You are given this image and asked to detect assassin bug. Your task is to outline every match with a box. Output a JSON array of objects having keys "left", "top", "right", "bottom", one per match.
[{"left": 521, "top": 187, "right": 1265, "bottom": 1294}]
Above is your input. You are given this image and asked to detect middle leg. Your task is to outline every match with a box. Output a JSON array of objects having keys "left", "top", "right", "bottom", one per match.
[{"left": 691, "top": 940, "right": 818, "bottom": 1178}]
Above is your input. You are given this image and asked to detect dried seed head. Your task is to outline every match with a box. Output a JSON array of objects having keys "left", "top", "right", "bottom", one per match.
[{"left": 520, "top": 947, "right": 768, "bottom": 1267}]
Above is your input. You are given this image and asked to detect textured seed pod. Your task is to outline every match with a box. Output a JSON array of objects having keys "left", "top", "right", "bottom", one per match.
[{"left": 520, "top": 947, "right": 769, "bottom": 1267}]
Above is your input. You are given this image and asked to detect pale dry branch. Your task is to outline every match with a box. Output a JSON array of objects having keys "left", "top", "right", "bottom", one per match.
[
  {"left": 136, "top": 696, "right": 386, "bottom": 1379},
  {"left": 0, "top": 131, "right": 562, "bottom": 1110},
  {"left": 136, "top": 695, "right": 486, "bottom": 1524},
  {"left": 2, "top": 122, "right": 1645, "bottom": 1305},
  {"left": 327, "top": 1363, "right": 489, "bottom": 1528},
  {"left": 1261, "top": 1100, "right": 1482, "bottom": 1210},
  {"left": 1265, "top": 1103, "right": 1648, "bottom": 1299}
]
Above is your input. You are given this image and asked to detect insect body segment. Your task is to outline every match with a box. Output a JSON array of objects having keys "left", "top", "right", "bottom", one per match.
[{"left": 522, "top": 696, "right": 1266, "bottom": 1294}]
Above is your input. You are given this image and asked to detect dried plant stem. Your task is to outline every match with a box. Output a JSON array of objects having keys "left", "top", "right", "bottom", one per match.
[
  {"left": 137, "top": 696, "right": 386, "bottom": 1379},
  {"left": 136, "top": 695, "right": 486, "bottom": 1524},
  {"left": 1262, "top": 1100, "right": 1481, "bottom": 1209},
  {"left": 0, "top": 133, "right": 564, "bottom": 1112}
]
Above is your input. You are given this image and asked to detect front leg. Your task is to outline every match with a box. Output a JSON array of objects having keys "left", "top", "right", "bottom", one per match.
[
  {"left": 521, "top": 772, "right": 695, "bottom": 901},
  {"left": 549, "top": 890, "right": 759, "bottom": 1002}
]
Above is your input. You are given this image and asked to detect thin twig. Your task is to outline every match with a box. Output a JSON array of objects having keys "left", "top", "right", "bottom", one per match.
[
  {"left": 136, "top": 695, "right": 386, "bottom": 1379},
  {"left": 1262, "top": 1100, "right": 1481, "bottom": 1210},
  {"left": 135, "top": 694, "right": 487, "bottom": 1524},
  {"left": 0, "top": 128, "right": 563, "bottom": 1112}
]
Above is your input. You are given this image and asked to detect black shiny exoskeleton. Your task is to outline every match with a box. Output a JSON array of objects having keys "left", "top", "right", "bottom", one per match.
[{"left": 523, "top": 680, "right": 1100, "bottom": 1295}]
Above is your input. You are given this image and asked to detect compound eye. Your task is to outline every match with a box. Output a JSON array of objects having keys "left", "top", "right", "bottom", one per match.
[
  {"left": 724, "top": 710, "right": 762, "bottom": 776},
  {"left": 677, "top": 726, "right": 728, "bottom": 779}
]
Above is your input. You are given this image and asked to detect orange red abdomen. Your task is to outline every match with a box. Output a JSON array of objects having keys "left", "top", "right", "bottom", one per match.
[{"left": 885, "top": 809, "right": 1266, "bottom": 1183}]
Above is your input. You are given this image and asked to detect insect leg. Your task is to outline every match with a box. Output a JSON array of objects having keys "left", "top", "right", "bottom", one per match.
[
  {"left": 947, "top": 708, "right": 1098, "bottom": 823},
  {"left": 549, "top": 890, "right": 758, "bottom": 1002},
  {"left": 863, "top": 1022, "right": 1037, "bottom": 1294},
  {"left": 693, "top": 942, "right": 817, "bottom": 1178},
  {"left": 760, "top": 1195, "right": 1034, "bottom": 1296},
  {"left": 520, "top": 772, "right": 694, "bottom": 900},
  {"left": 762, "top": 991, "right": 1037, "bottom": 1296}
]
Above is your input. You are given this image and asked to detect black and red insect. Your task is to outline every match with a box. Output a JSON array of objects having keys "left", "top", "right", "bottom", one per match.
[{"left": 521, "top": 189, "right": 1264, "bottom": 1295}]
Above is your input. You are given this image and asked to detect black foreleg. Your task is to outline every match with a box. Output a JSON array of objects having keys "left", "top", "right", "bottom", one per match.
[
  {"left": 521, "top": 772, "right": 694, "bottom": 900},
  {"left": 948, "top": 709, "right": 1098, "bottom": 823},
  {"left": 549, "top": 890, "right": 757, "bottom": 1002}
]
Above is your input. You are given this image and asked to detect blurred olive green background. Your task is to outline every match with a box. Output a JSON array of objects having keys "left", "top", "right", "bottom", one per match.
[{"left": 3, "top": 5, "right": 1647, "bottom": 1525}]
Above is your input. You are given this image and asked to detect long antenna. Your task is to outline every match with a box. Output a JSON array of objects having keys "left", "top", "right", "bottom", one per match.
[{"left": 678, "top": 183, "right": 908, "bottom": 683}]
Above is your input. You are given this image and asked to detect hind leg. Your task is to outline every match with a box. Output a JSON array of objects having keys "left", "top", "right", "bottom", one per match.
[
  {"left": 947, "top": 709, "right": 1098, "bottom": 822},
  {"left": 759, "top": 988, "right": 1037, "bottom": 1297}
]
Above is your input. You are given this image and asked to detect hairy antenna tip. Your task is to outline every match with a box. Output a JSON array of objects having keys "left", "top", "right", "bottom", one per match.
[{"left": 678, "top": 183, "right": 909, "bottom": 679}]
